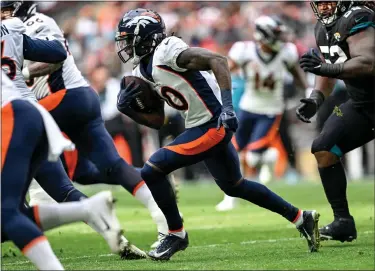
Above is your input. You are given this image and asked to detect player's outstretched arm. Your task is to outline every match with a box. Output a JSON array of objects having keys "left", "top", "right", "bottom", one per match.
[
  {"left": 23, "top": 34, "right": 67, "bottom": 63},
  {"left": 314, "top": 75, "right": 337, "bottom": 98}
]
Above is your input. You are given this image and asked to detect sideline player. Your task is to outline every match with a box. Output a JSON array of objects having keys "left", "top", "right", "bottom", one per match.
[
  {"left": 297, "top": 1, "right": 375, "bottom": 242},
  {"left": 115, "top": 8, "right": 320, "bottom": 260},
  {"left": 15, "top": 1, "right": 168, "bottom": 250},
  {"left": 1, "top": 68, "right": 122, "bottom": 270},
  {"left": 216, "top": 15, "right": 309, "bottom": 211}
]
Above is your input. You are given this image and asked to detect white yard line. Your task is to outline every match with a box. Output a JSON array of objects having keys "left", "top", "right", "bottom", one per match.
[{"left": 3, "top": 231, "right": 374, "bottom": 266}]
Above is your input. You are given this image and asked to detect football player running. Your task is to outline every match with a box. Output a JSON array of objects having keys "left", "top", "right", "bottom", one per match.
[
  {"left": 216, "top": 15, "right": 309, "bottom": 212},
  {"left": 14, "top": 1, "right": 169, "bottom": 255},
  {"left": 297, "top": 0, "right": 375, "bottom": 242},
  {"left": 116, "top": 8, "right": 320, "bottom": 260}
]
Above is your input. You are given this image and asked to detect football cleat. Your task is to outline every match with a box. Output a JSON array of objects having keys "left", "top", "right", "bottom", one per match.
[
  {"left": 297, "top": 210, "right": 320, "bottom": 252},
  {"left": 84, "top": 191, "right": 123, "bottom": 253},
  {"left": 119, "top": 236, "right": 148, "bottom": 260},
  {"left": 319, "top": 217, "right": 357, "bottom": 242},
  {"left": 148, "top": 232, "right": 189, "bottom": 261},
  {"left": 215, "top": 195, "right": 238, "bottom": 212},
  {"left": 150, "top": 232, "right": 167, "bottom": 249}
]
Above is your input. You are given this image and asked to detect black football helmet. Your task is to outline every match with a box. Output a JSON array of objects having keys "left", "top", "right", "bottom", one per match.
[
  {"left": 311, "top": 1, "right": 354, "bottom": 25},
  {"left": 1, "top": 1, "right": 23, "bottom": 17},
  {"left": 115, "top": 8, "right": 166, "bottom": 65},
  {"left": 15, "top": 1, "right": 37, "bottom": 22}
]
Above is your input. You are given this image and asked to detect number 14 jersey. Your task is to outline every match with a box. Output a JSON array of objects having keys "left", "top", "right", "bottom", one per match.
[
  {"left": 315, "top": 5, "right": 375, "bottom": 106},
  {"left": 228, "top": 41, "right": 298, "bottom": 115}
]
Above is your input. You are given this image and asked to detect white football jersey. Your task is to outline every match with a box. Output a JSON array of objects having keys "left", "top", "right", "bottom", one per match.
[
  {"left": 133, "top": 36, "right": 222, "bottom": 128},
  {"left": 229, "top": 41, "right": 298, "bottom": 115},
  {"left": 1, "top": 17, "right": 36, "bottom": 101},
  {"left": 24, "top": 13, "right": 88, "bottom": 100},
  {"left": 2, "top": 70, "right": 22, "bottom": 107}
]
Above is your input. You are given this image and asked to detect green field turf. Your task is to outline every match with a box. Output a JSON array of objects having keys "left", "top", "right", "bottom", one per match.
[{"left": 1, "top": 181, "right": 374, "bottom": 270}]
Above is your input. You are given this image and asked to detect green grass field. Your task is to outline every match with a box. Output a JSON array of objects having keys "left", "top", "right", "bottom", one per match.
[{"left": 1, "top": 181, "right": 374, "bottom": 270}]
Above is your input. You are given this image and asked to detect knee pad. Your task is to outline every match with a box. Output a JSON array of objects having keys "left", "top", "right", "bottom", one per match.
[
  {"left": 245, "top": 151, "right": 262, "bottom": 167},
  {"left": 311, "top": 137, "right": 323, "bottom": 154}
]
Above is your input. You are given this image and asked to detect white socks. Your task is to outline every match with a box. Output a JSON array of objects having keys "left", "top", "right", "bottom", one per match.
[
  {"left": 170, "top": 228, "right": 186, "bottom": 239},
  {"left": 28, "top": 179, "right": 56, "bottom": 206},
  {"left": 133, "top": 182, "right": 168, "bottom": 235},
  {"left": 36, "top": 201, "right": 89, "bottom": 231},
  {"left": 293, "top": 210, "right": 304, "bottom": 227},
  {"left": 23, "top": 236, "right": 64, "bottom": 270}
]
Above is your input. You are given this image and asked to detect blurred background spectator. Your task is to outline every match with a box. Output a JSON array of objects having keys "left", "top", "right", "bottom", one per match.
[{"left": 38, "top": 1, "right": 373, "bottom": 183}]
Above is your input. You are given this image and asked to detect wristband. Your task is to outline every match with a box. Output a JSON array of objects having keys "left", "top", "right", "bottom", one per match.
[
  {"left": 220, "top": 89, "right": 233, "bottom": 108},
  {"left": 320, "top": 63, "right": 344, "bottom": 77},
  {"left": 310, "top": 89, "right": 325, "bottom": 108},
  {"left": 22, "top": 67, "right": 30, "bottom": 80}
]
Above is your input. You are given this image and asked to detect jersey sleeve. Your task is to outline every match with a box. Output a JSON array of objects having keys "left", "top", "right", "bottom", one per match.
[
  {"left": 4, "top": 17, "right": 26, "bottom": 34},
  {"left": 157, "top": 36, "right": 190, "bottom": 72},
  {"left": 282, "top": 42, "right": 299, "bottom": 69},
  {"left": 228, "top": 41, "right": 248, "bottom": 66},
  {"left": 340, "top": 6, "right": 375, "bottom": 38}
]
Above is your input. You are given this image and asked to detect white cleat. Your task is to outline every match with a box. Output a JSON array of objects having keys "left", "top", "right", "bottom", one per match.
[
  {"left": 84, "top": 191, "right": 122, "bottom": 253},
  {"left": 119, "top": 236, "right": 148, "bottom": 260},
  {"left": 150, "top": 232, "right": 167, "bottom": 249},
  {"left": 215, "top": 195, "right": 238, "bottom": 212}
]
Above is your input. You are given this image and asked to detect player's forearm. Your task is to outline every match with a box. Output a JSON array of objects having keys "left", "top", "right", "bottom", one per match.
[
  {"left": 22, "top": 62, "right": 63, "bottom": 80},
  {"left": 337, "top": 56, "right": 375, "bottom": 79},
  {"left": 289, "top": 65, "right": 308, "bottom": 90},
  {"left": 314, "top": 75, "right": 336, "bottom": 98}
]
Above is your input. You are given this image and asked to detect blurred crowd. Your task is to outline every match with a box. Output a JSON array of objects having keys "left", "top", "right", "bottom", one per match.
[{"left": 39, "top": 1, "right": 374, "bottom": 182}]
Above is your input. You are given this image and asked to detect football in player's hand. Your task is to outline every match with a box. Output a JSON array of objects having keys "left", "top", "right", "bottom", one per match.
[{"left": 122, "top": 76, "right": 163, "bottom": 113}]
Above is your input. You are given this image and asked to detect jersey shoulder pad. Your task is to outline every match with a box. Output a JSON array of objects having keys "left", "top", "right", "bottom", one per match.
[
  {"left": 3, "top": 17, "right": 26, "bottom": 34},
  {"left": 338, "top": 6, "right": 375, "bottom": 38},
  {"left": 24, "top": 13, "right": 62, "bottom": 40},
  {"left": 228, "top": 41, "right": 254, "bottom": 66},
  {"left": 154, "top": 36, "right": 189, "bottom": 72}
]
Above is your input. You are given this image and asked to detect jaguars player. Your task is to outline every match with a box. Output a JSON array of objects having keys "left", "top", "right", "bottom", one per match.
[
  {"left": 216, "top": 15, "right": 309, "bottom": 212},
  {"left": 297, "top": 1, "right": 375, "bottom": 242},
  {"left": 116, "top": 8, "right": 320, "bottom": 260}
]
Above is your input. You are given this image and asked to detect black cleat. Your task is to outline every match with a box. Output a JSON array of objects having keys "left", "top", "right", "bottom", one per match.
[
  {"left": 148, "top": 232, "right": 189, "bottom": 261},
  {"left": 297, "top": 210, "right": 320, "bottom": 252},
  {"left": 319, "top": 217, "right": 357, "bottom": 242}
]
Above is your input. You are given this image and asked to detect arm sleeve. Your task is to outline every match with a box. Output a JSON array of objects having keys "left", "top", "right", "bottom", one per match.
[
  {"left": 228, "top": 42, "right": 247, "bottom": 66},
  {"left": 23, "top": 34, "right": 67, "bottom": 63}
]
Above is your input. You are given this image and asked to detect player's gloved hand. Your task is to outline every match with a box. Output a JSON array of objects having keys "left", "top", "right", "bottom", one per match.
[
  {"left": 296, "top": 89, "right": 325, "bottom": 123},
  {"left": 117, "top": 80, "right": 142, "bottom": 113},
  {"left": 300, "top": 48, "right": 343, "bottom": 77},
  {"left": 217, "top": 89, "right": 239, "bottom": 132},
  {"left": 299, "top": 48, "right": 323, "bottom": 74}
]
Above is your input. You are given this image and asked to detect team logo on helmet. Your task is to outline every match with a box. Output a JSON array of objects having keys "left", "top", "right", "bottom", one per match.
[{"left": 125, "top": 15, "right": 159, "bottom": 28}]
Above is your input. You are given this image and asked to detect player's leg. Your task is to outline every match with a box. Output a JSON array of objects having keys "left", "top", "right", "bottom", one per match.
[
  {"left": 52, "top": 87, "right": 168, "bottom": 245},
  {"left": 142, "top": 125, "right": 228, "bottom": 260},
  {"left": 216, "top": 109, "right": 255, "bottom": 211},
  {"left": 204, "top": 140, "right": 320, "bottom": 252},
  {"left": 1, "top": 100, "right": 64, "bottom": 270},
  {"left": 312, "top": 100, "right": 375, "bottom": 242}
]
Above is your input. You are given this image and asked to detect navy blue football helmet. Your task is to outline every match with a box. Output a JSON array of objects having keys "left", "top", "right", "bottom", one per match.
[
  {"left": 1, "top": 1, "right": 23, "bottom": 17},
  {"left": 115, "top": 8, "right": 166, "bottom": 65},
  {"left": 15, "top": 1, "right": 37, "bottom": 22}
]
